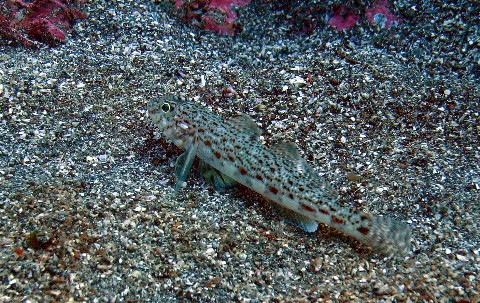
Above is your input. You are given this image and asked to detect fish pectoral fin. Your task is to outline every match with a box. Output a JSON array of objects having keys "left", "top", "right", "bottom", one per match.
[
  {"left": 198, "top": 159, "right": 237, "bottom": 191},
  {"left": 272, "top": 203, "right": 318, "bottom": 233},
  {"left": 174, "top": 142, "right": 199, "bottom": 193}
]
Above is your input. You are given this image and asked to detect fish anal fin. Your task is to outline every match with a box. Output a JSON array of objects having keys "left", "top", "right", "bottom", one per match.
[{"left": 272, "top": 203, "right": 318, "bottom": 233}]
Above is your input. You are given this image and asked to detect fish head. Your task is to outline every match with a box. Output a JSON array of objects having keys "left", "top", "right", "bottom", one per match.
[
  {"left": 148, "top": 98, "right": 195, "bottom": 148},
  {"left": 147, "top": 98, "right": 179, "bottom": 132}
]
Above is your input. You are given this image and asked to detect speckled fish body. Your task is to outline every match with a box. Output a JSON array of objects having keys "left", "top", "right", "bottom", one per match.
[{"left": 148, "top": 99, "right": 411, "bottom": 256}]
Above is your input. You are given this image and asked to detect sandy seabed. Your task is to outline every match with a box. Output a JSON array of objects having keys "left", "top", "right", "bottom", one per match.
[{"left": 1, "top": 0, "right": 479, "bottom": 302}]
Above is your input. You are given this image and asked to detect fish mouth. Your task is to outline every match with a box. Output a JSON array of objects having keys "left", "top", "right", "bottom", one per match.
[
  {"left": 147, "top": 99, "right": 164, "bottom": 126},
  {"left": 147, "top": 99, "right": 160, "bottom": 116}
]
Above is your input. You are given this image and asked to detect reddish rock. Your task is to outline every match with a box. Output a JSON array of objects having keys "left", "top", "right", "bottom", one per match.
[
  {"left": 175, "top": 0, "right": 250, "bottom": 35},
  {"left": 328, "top": 6, "right": 360, "bottom": 31},
  {"left": 366, "top": 0, "right": 401, "bottom": 28},
  {"left": 0, "top": 0, "right": 87, "bottom": 47}
]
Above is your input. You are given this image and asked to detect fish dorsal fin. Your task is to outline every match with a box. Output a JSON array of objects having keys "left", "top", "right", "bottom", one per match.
[
  {"left": 272, "top": 141, "right": 313, "bottom": 175},
  {"left": 229, "top": 114, "right": 262, "bottom": 140},
  {"left": 272, "top": 141, "right": 302, "bottom": 160}
]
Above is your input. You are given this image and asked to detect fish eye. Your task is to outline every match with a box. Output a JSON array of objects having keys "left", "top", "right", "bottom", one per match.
[{"left": 161, "top": 103, "right": 171, "bottom": 112}]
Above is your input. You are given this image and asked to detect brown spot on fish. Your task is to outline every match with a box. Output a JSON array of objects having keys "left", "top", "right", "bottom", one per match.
[
  {"left": 214, "top": 151, "right": 222, "bottom": 159},
  {"left": 357, "top": 227, "right": 370, "bottom": 235},
  {"left": 332, "top": 216, "right": 345, "bottom": 224},
  {"left": 258, "top": 159, "right": 264, "bottom": 164},
  {"left": 301, "top": 203, "right": 315, "bottom": 212},
  {"left": 269, "top": 186, "right": 279, "bottom": 194},
  {"left": 319, "top": 208, "right": 329, "bottom": 215},
  {"left": 205, "top": 140, "right": 212, "bottom": 147},
  {"left": 198, "top": 128, "right": 205, "bottom": 133},
  {"left": 222, "top": 138, "right": 227, "bottom": 142},
  {"left": 234, "top": 145, "right": 241, "bottom": 149},
  {"left": 289, "top": 193, "right": 294, "bottom": 199},
  {"left": 299, "top": 187, "right": 305, "bottom": 192},
  {"left": 255, "top": 174, "right": 263, "bottom": 181},
  {"left": 270, "top": 167, "right": 276, "bottom": 173},
  {"left": 239, "top": 167, "right": 248, "bottom": 175},
  {"left": 228, "top": 155, "right": 235, "bottom": 162}
]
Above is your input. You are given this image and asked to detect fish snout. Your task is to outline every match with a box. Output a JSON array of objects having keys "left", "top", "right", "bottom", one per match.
[{"left": 147, "top": 100, "right": 160, "bottom": 116}]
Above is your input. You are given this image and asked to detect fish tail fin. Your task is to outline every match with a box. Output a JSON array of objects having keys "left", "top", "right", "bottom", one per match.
[
  {"left": 332, "top": 210, "right": 412, "bottom": 257},
  {"left": 363, "top": 214, "right": 412, "bottom": 256}
]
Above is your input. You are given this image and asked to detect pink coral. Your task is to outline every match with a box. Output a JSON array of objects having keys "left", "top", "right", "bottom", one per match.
[
  {"left": 0, "top": 0, "right": 87, "bottom": 47},
  {"left": 0, "top": 13, "right": 34, "bottom": 46},
  {"left": 328, "top": 6, "right": 360, "bottom": 31},
  {"left": 175, "top": 0, "right": 251, "bottom": 35},
  {"left": 366, "top": 0, "right": 401, "bottom": 28}
]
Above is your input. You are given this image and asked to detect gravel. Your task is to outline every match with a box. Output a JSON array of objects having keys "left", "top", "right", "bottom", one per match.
[{"left": 1, "top": 0, "right": 479, "bottom": 302}]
